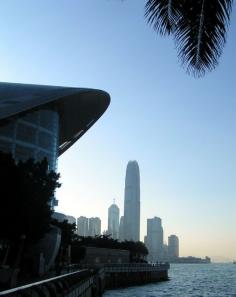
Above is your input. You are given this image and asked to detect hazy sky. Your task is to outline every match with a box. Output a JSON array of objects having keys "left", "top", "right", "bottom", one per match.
[{"left": 1, "top": 1, "right": 235, "bottom": 261}]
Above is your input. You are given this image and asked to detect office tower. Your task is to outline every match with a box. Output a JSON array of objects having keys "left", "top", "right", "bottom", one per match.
[
  {"left": 108, "top": 202, "right": 120, "bottom": 239},
  {"left": 0, "top": 82, "right": 110, "bottom": 209},
  {"left": 123, "top": 160, "right": 140, "bottom": 241},
  {"left": 77, "top": 216, "right": 89, "bottom": 237},
  {"left": 119, "top": 216, "right": 124, "bottom": 241},
  {"left": 88, "top": 217, "right": 101, "bottom": 237},
  {"left": 162, "top": 244, "right": 169, "bottom": 262},
  {"left": 145, "top": 217, "right": 164, "bottom": 262},
  {"left": 168, "top": 235, "right": 179, "bottom": 260}
]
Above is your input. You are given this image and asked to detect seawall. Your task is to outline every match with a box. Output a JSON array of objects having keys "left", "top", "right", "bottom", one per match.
[
  {"left": 104, "top": 263, "right": 169, "bottom": 289},
  {"left": 0, "top": 263, "right": 169, "bottom": 297}
]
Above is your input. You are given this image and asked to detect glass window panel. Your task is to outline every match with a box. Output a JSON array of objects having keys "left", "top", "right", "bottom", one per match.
[
  {"left": 23, "top": 112, "right": 38, "bottom": 124},
  {"left": 0, "top": 122, "right": 15, "bottom": 138},
  {"left": 38, "top": 131, "right": 53, "bottom": 150},
  {"left": 40, "top": 110, "right": 54, "bottom": 129},
  {"left": 0, "top": 140, "right": 12, "bottom": 154},
  {"left": 15, "top": 145, "right": 35, "bottom": 162},
  {"left": 16, "top": 124, "right": 36, "bottom": 144}
]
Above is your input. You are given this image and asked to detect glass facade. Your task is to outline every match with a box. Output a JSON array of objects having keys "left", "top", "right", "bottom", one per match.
[
  {"left": 0, "top": 109, "right": 59, "bottom": 170},
  {"left": 0, "top": 109, "right": 59, "bottom": 208}
]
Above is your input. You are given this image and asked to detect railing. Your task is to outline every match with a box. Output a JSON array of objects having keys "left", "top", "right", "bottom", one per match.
[
  {"left": 80, "top": 263, "right": 169, "bottom": 273},
  {"left": 104, "top": 263, "right": 170, "bottom": 273},
  {"left": 0, "top": 269, "right": 93, "bottom": 297}
]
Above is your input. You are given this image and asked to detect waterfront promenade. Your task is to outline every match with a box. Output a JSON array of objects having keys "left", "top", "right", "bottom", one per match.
[{"left": 0, "top": 263, "right": 169, "bottom": 297}]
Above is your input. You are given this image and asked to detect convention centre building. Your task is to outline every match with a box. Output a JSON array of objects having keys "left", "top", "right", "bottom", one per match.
[{"left": 0, "top": 82, "right": 110, "bottom": 208}]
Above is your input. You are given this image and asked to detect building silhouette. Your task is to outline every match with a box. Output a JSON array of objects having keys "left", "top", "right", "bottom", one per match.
[
  {"left": 77, "top": 216, "right": 89, "bottom": 237},
  {"left": 123, "top": 160, "right": 140, "bottom": 241},
  {"left": 0, "top": 82, "right": 110, "bottom": 209},
  {"left": 145, "top": 217, "right": 164, "bottom": 262},
  {"left": 88, "top": 217, "right": 101, "bottom": 237},
  {"left": 108, "top": 201, "right": 120, "bottom": 239},
  {"left": 168, "top": 235, "right": 179, "bottom": 260}
]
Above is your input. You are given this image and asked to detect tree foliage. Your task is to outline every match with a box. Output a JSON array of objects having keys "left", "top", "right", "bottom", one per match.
[
  {"left": 145, "top": 0, "right": 234, "bottom": 76},
  {"left": 72, "top": 235, "right": 148, "bottom": 263},
  {"left": 0, "top": 152, "right": 61, "bottom": 245},
  {"left": 51, "top": 219, "right": 76, "bottom": 248}
]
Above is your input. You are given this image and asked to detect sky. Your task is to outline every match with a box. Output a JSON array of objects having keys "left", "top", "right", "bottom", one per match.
[{"left": 0, "top": 0, "right": 235, "bottom": 262}]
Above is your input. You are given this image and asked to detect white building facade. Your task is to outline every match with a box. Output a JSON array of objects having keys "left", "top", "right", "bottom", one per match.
[
  {"left": 108, "top": 203, "right": 120, "bottom": 239},
  {"left": 77, "top": 216, "right": 89, "bottom": 237},
  {"left": 168, "top": 234, "right": 179, "bottom": 260},
  {"left": 145, "top": 217, "right": 164, "bottom": 263},
  {"left": 88, "top": 217, "right": 101, "bottom": 237}
]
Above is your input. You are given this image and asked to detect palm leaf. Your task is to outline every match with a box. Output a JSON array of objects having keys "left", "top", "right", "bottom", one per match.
[
  {"left": 145, "top": 0, "right": 183, "bottom": 35},
  {"left": 145, "top": 0, "right": 233, "bottom": 76},
  {"left": 174, "top": 0, "right": 233, "bottom": 76}
]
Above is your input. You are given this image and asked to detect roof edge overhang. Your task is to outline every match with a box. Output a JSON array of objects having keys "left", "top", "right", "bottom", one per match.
[{"left": 0, "top": 82, "right": 110, "bottom": 155}]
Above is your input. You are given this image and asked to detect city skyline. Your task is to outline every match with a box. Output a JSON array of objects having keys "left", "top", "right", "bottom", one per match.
[{"left": 0, "top": 0, "right": 235, "bottom": 262}]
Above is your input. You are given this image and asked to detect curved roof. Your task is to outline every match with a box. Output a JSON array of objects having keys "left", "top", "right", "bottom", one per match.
[{"left": 0, "top": 82, "right": 110, "bottom": 155}]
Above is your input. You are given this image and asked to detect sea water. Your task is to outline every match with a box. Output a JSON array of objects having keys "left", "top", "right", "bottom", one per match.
[{"left": 104, "top": 264, "right": 236, "bottom": 297}]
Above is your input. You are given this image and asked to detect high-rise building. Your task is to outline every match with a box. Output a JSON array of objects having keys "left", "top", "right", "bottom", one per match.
[
  {"left": 119, "top": 216, "right": 124, "bottom": 241},
  {"left": 168, "top": 235, "right": 179, "bottom": 260},
  {"left": 145, "top": 217, "right": 164, "bottom": 262},
  {"left": 77, "top": 216, "right": 89, "bottom": 237},
  {"left": 88, "top": 217, "right": 101, "bottom": 237},
  {"left": 108, "top": 202, "right": 120, "bottom": 239},
  {"left": 162, "top": 243, "right": 169, "bottom": 262},
  {"left": 123, "top": 160, "right": 140, "bottom": 241}
]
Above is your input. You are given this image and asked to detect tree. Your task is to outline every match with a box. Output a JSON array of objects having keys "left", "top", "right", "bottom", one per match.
[
  {"left": 52, "top": 219, "right": 77, "bottom": 266},
  {"left": 145, "top": 0, "right": 234, "bottom": 76},
  {"left": 0, "top": 152, "right": 61, "bottom": 247},
  {"left": 71, "top": 235, "right": 148, "bottom": 263}
]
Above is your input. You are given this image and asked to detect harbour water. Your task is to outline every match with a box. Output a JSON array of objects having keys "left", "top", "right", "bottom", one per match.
[{"left": 104, "top": 264, "right": 236, "bottom": 297}]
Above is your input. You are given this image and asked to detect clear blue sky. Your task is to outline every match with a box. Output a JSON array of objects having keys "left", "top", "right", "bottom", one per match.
[{"left": 0, "top": 0, "right": 235, "bottom": 261}]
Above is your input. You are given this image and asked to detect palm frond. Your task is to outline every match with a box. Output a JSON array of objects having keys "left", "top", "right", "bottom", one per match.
[
  {"left": 145, "top": 0, "right": 182, "bottom": 35},
  {"left": 174, "top": 0, "right": 233, "bottom": 76}
]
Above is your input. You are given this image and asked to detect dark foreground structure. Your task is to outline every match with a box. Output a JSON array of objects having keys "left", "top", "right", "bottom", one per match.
[
  {"left": 0, "top": 82, "right": 110, "bottom": 208},
  {"left": 0, "top": 82, "right": 110, "bottom": 281},
  {"left": 0, "top": 263, "right": 169, "bottom": 297}
]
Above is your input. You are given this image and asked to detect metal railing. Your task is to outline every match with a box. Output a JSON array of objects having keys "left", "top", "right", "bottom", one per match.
[
  {"left": 0, "top": 269, "right": 93, "bottom": 297},
  {"left": 104, "top": 263, "right": 170, "bottom": 273},
  {"left": 80, "top": 263, "right": 169, "bottom": 273}
]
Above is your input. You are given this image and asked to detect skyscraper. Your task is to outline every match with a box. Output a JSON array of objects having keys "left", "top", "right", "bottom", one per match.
[
  {"left": 123, "top": 160, "right": 140, "bottom": 241},
  {"left": 108, "top": 202, "right": 120, "bottom": 239},
  {"left": 77, "top": 216, "right": 89, "bottom": 237},
  {"left": 88, "top": 217, "right": 101, "bottom": 237},
  {"left": 145, "top": 217, "right": 164, "bottom": 262},
  {"left": 168, "top": 235, "right": 179, "bottom": 260},
  {"left": 119, "top": 216, "right": 124, "bottom": 241}
]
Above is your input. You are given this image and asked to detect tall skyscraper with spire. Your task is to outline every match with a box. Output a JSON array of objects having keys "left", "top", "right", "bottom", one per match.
[
  {"left": 108, "top": 200, "right": 120, "bottom": 239},
  {"left": 123, "top": 160, "right": 140, "bottom": 241}
]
